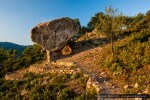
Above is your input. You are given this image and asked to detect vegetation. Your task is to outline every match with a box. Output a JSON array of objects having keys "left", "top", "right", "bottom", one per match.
[
  {"left": 0, "top": 72, "right": 89, "bottom": 100},
  {"left": 73, "top": 19, "right": 91, "bottom": 40},
  {"left": 0, "top": 44, "right": 92, "bottom": 99},
  {"left": 0, "top": 42, "right": 27, "bottom": 55},
  {"left": 102, "top": 29, "right": 150, "bottom": 93},
  {"left": 95, "top": 9, "right": 150, "bottom": 93},
  {"left": 0, "top": 44, "right": 46, "bottom": 78}
]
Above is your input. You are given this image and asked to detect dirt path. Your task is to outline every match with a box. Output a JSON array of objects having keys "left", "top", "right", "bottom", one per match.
[{"left": 60, "top": 46, "right": 122, "bottom": 94}]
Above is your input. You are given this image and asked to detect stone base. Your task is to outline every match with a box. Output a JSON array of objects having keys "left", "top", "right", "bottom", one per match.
[
  {"left": 46, "top": 50, "right": 61, "bottom": 63},
  {"left": 50, "top": 51, "right": 61, "bottom": 61}
]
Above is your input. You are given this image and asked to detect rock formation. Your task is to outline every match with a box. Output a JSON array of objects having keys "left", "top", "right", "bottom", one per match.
[{"left": 31, "top": 17, "right": 79, "bottom": 63}]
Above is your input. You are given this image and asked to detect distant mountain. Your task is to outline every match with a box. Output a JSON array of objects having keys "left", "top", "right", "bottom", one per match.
[{"left": 0, "top": 42, "right": 29, "bottom": 52}]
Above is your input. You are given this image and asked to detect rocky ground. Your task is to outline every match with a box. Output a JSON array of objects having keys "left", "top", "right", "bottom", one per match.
[
  {"left": 5, "top": 61, "right": 81, "bottom": 81},
  {"left": 60, "top": 43, "right": 122, "bottom": 94}
]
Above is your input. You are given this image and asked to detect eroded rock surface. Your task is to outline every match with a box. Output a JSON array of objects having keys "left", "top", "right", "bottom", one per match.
[{"left": 31, "top": 17, "right": 79, "bottom": 52}]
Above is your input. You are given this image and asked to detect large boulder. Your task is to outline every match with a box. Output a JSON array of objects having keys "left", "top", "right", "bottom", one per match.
[
  {"left": 31, "top": 17, "right": 79, "bottom": 52},
  {"left": 30, "top": 17, "right": 79, "bottom": 62}
]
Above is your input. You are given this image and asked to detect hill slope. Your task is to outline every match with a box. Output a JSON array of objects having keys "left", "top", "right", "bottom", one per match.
[
  {"left": 0, "top": 42, "right": 26, "bottom": 49},
  {"left": 60, "top": 29, "right": 150, "bottom": 94},
  {"left": 0, "top": 42, "right": 31, "bottom": 53}
]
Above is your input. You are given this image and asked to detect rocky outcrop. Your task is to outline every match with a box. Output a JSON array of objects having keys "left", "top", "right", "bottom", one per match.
[
  {"left": 31, "top": 17, "right": 79, "bottom": 62},
  {"left": 5, "top": 61, "right": 81, "bottom": 80},
  {"left": 29, "top": 65, "right": 80, "bottom": 74},
  {"left": 86, "top": 77, "right": 101, "bottom": 93}
]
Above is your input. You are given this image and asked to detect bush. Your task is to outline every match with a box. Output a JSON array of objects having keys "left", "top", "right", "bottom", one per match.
[
  {"left": 57, "top": 88, "right": 75, "bottom": 100},
  {"left": 86, "top": 86, "right": 97, "bottom": 100}
]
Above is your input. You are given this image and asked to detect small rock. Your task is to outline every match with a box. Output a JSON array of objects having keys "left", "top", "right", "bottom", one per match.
[
  {"left": 143, "top": 88, "right": 148, "bottom": 94},
  {"left": 134, "top": 82, "right": 139, "bottom": 88},
  {"left": 112, "top": 85, "right": 115, "bottom": 88},
  {"left": 21, "top": 89, "right": 28, "bottom": 96},
  {"left": 83, "top": 73, "right": 89, "bottom": 77},
  {"left": 87, "top": 78, "right": 92, "bottom": 85},
  {"left": 124, "top": 85, "right": 128, "bottom": 89},
  {"left": 106, "top": 82, "right": 113, "bottom": 87},
  {"left": 59, "top": 70, "right": 64, "bottom": 73},
  {"left": 96, "top": 81, "right": 99, "bottom": 84},
  {"left": 42, "top": 80, "right": 47, "bottom": 85},
  {"left": 92, "top": 82, "right": 100, "bottom": 93},
  {"left": 100, "top": 72, "right": 105, "bottom": 75}
]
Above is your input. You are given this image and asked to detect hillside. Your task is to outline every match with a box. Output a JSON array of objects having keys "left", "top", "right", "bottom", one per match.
[
  {"left": 60, "top": 28, "right": 150, "bottom": 94},
  {"left": 0, "top": 42, "right": 28, "bottom": 52},
  {"left": 2, "top": 28, "right": 149, "bottom": 99}
]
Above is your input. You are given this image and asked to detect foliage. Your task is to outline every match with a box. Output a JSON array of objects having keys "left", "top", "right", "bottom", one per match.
[
  {"left": 88, "top": 6, "right": 125, "bottom": 36},
  {"left": 0, "top": 44, "right": 46, "bottom": 78},
  {"left": 146, "top": 10, "right": 150, "bottom": 16},
  {"left": 103, "top": 29, "right": 150, "bottom": 87},
  {"left": 86, "top": 86, "right": 97, "bottom": 100},
  {"left": 88, "top": 9, "right": 150, "bottom": 91},
  {"left": 87, "top": 12, "right": 104, "bottom": 30},
  {"left": 99, "top": 6, "right": 122, "bottom": 56},
  {"left": 73, "top": 18, "right": 81, "bottom": 29},
  {"left": 0, "top": 73, "right": 89, "bottom": 100},
  {"left": 57, "top": 88, "right": 75, "bottom": 100},
  {"left": 0, "top": 42, "right": 27, "bottom": 54},
  {"left": 87, "top": 7, "right": 149, "bottom": 36}
]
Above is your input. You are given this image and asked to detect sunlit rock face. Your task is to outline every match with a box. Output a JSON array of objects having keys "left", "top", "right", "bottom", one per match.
[
  {"left": 30, "top": 17, "right": 79, "bottom": 62},
  {"left": 31, "top": 17, "right": 79, "bottom": 52}
]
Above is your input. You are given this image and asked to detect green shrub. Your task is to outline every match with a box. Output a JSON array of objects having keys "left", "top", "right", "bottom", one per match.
[
  {"left": 86, "top": 86, "right": 97, "bottom": 100},
  {"left": 71, "top": 73, "right": 81, "bottom": 79},
  {"left": 57, "top": 88, "right": 75, "bottom": 100}
]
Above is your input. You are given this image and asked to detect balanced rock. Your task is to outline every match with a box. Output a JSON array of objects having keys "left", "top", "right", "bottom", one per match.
[
  {"left": 31, "top": 17, "right": 79, "bottom": 52},
  {"left": 30, "top": 17, "right": 79, "bottom": 62}
]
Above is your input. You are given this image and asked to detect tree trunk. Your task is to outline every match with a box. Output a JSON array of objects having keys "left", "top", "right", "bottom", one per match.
[
  {"left": 46, "top": 50, "right": 60, "bottom": 63},
  {"left": 111, "top": 32, "right": 114, "bottom": 58}
]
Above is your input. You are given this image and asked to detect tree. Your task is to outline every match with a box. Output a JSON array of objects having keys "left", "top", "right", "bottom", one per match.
[
  {"left": 114, "top": 15, "right": 127, "bottom": 34},
  {"left": 87, "top": 12, "right": 104, "bottom": 31},
  {"left": 73, "top": 19, "right": 90, "bottom": 37},
  {"left": 73, "top": 18, "right": 81, "bottom": 29},
  {"left": 97, "top": 6, "right": 121, "bottom": 57},
  {"left": 145, "top": 10, "right": 150, "bottom": 22},
  {"left": 106, "top": 6, "right": 117, "bottom": 57},
  {"left": 0, "top": 48, "right": 7, "bottom": 61},
  {"left": 12, "top": 49, "right": 18, "bottom": 60},
  {"left": 6, "top": 49, "right": 15, "bottom": 61},
  {"left": 123, "top": 16, "right": 133, "bottom": 30},
  {"left": 146, "top": 10, "right": 150, "bottom": 17}
]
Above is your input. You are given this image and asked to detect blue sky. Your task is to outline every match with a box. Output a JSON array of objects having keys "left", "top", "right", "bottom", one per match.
[{"left": 0, "top": 0, "right": 150, "bottom": 45}]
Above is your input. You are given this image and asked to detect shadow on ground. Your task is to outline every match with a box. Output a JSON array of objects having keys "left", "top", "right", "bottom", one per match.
[{"left": 59, "top": 32, "right": 130, "bottom": 60}]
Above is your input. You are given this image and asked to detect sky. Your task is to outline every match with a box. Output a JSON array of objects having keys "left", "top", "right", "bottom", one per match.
[{"left": 0, "top": 0, "right": 150, "bottom": 45}]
